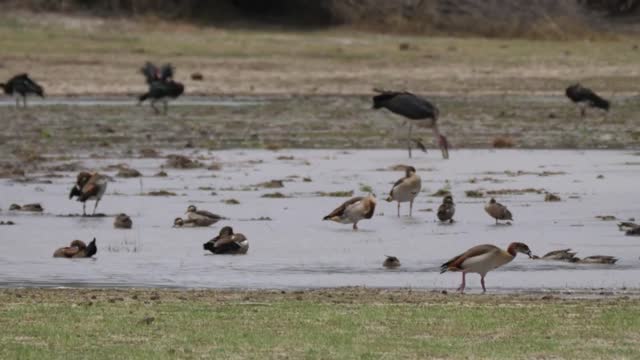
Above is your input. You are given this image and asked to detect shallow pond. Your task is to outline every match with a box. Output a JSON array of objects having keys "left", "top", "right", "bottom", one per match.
[{"left": 1, "top": 149, "right": 639, "bottom": 292}]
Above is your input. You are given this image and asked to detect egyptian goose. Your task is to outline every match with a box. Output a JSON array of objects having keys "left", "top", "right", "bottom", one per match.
[
  {"left": 323, "top": 194, "right": 377, "bottom": 230},
  {"left": 532, "top": 248, "right": 577, "bottom": 262},
  {"left": 437, "top": 195, "right": 455, "bottom": 223},
  {"left": 114, "top": 213, "right": 133, "bottom": 229},
  {"left": 484, "top": 198, "right": 513, "bottom": 224},
  {"left": 386, "top": 166, "right": 421, "bottom": 216},
  {"left": 1, "top": 73, "right": 44, "bottom": 108},
  {"left": 53, "top": 238, "right": 97, "bottom": 258},
  {"left": 383, "top": 255, "right": 401, "bottom": 269},
  {"left": 571, "top": 255, "right": 618, "bottom": 264},
  {"left": 440, "top": 242, "right": 532, "bottom": 293},
  {"left": 203, "top": 226, "right": 249, "bottom": 254},
  {"left": 69, "top": 172, "right": 108, "bottom": 216}
]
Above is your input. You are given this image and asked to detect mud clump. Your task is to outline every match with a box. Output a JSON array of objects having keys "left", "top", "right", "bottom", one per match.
[
  {"left": 223, "top": 199, "right": 240, "bottom": 205},
  {"left": 465, "top": 190, "right": 484, "bottom": 198},
  {"left": 165, "top": 155, "right": 203, "bottom": 169},
  {"left": 492, "top": 136, "right": 515, "bottom": 148},
  {"left": 544, "top": 193, "right": 562, "bottom": 202},
  {"left": 145, "top": 190, "right": 177, "bottom": 196},
  {"left": 257, "top": 180, "right": 284, "bottom": 189},
  {"left": 596, "top": 215, "right": 617, "bottom": 221},
  {"left": 154, "top": 171, "right": 168, "bottom": 177},
  {"left": 139, "top": 148, "right": 159, "bottom": 158},
  {"left": 261, "top": 192, "right": 288, "bottom": 198},
  {"left": 46, "top": 162, "right": 82, "bottom": 172},
  {"left": 315, "top": 190, "right": 354, "bottom": 197},
  {"left": 0, "top": 162, "right": 25, "bottom": 178},
  {"left": 116, "top": 168, "right": 142, "bottom": 178},
  {"left": 431, "top": 189, "right": 451, "bottom": 197},
  {"left": 486, "top": 188, "right": 544, "bottom": 195}
]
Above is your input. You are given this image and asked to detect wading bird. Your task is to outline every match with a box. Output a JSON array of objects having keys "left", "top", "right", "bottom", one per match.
[
  {"left": 565, "top": 83, "right": 609, "bottom": 117},
  {"left": 372, "top": 89, "right": 449, "bottom": 159},
  {"left": 386, "top": 166, "right": 421, "bottom": 216},
  {"left": 323, "top": 194, "right": 377, "bottom": 230},
  {"left": 0, "top": 73, "right": 44, "bottom": 108},
  {"left": 69, "top": 172, "right": 108, "bottom": 216},
  {"left": 440, "top": 242, "right": 532, "bottom": 293},
  {"left": 203, "top": 226, "right": 249, "bottom": 255},
  {"left": 139, "top": 62, "right": 184, "bottom": 115},
  {"left": 484, "top": 198, "right": 512, "bottom": 224}
]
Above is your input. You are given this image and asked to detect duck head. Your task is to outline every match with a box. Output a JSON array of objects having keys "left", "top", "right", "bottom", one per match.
[
  {"left": 489, "top": 198, "right": 497, "bottom": 204},
  {"left": 219, "top": 226, "right": 234, "bottom": 237},
  {"left": 508, "top": 242, "right": 532, "bottom": 258},
  {"left": 405, "top": 166, "right": 416, "bottom": 177},
  {"left": 186, "top": 205, "right": 197, "bottom": 214},
  {"left": 173, "top": 218, "right": 184, "bottom": 227},
  {"left": 442, "top": 195, "right": 454, "bottom": 204}
]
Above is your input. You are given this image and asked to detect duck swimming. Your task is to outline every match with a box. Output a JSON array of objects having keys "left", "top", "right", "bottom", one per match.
[
  {"left": 532, "top": 248, "right": 578, "bottom": 262},
  {"left": 185, "top": 205, "right": 223, "bottom": 227},
  {"left": 53, "top": 238, "right": 97, "bottom": 258},
  {"left": 383, "top": 255, "right": 401, "bottom": 269},
  {"left": 114, "top": 213, "right": 133, "bottom": 229},
  {"left": 323, "top": 194, "right": 377, "bottom": 230},
  {"left": 386, "top": 166, "right": 421, "bottom": 217},
  {"left": 203, "top": 226, "right": 249, "bottom": 255}
]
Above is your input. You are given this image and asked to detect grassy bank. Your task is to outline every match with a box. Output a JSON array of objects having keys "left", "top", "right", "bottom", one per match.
[
  {"left": 1, "top": 11, "right": 639, "bottom": 96},
  {"left": 0, "top": 288, "right": 639, "bottom": 359}
]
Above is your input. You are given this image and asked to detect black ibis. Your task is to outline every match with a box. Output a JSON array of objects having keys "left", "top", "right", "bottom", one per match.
[
  {"left": 565, "top": 83, "right": 609, "bottom": 117},
  {"left": 0, "top": 73, "right": 44, "bottom": 108},
  {"left": 372, "top": 89, "right": 449, "bottom": 159},
  {"left": 139, "top": 62, "right": 184, "bottom": 114}
]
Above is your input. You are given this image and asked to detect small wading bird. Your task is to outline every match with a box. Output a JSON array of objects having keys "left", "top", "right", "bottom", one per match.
[
  {"left": 203, "top": 226, "right": 249, "bottom": 255},
  {"left": 440, "top": 242, "right": 532, "bottom": 293},
  {"left": 437, "top": 195, "right": 455, "bottom": 223},
  {"left": 53, "top": 238, "right": 97, "bottom": 258},
  {"left": 372, "top": 89, "right": 449, "bottom": 159},
  {"left": 565, "top": 83, "right": 610, "bottom": 118},
  {"left": 69, "top": 172, "right": 108, "bottom": 216},
  {"left": 484, "top": 198, "right": 513, "bottom": 224},
  {"left": 139, "top": 62, "right": 184, "bottom": 115},
  {"left": 1, "top": 73, "right": 44, "bottom": 108},
  {"left": 323, "top": 194, "right": 377, "bottom": 230},
  {"left": 386, "top": 166, "right": 421, "bottom": 216}
]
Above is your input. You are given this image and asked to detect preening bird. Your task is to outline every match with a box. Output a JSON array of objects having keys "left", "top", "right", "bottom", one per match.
[
  {"left": 203, "top": 226, "right": 249, "bottom": 255},
  {"left": 139, "top": 62, "right": 184, "bottom": 114},
  {"left": 53, "top": 238, "right": 97, "bottom": 258},
  {"left": 386, "top": 166, "right": 421, "bottom": 217},
  {"left": 372, "top": 89, "right": 449, "bottom": 159},
  {"left": 185, "top": 205, "right": 223, "bottom": 226},
  {"left": 440, "top": 242, "right": 532, "bottom": 293},
  {"left": 1, "top": 73, "right": 44, "bottom": 107},
  {"left": 69, "top": 172, "right": 108, "bottom": 216},
  {"left": 323, "top": 194, "right": 377, "bottom": 230},
  {"left": 565, "top": 83, "right": 609, "bottom": 117}
]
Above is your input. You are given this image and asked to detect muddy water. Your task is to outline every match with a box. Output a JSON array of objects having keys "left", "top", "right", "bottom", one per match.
[{"left": 1, "top": 150, "right": 639, "bottom": 292}]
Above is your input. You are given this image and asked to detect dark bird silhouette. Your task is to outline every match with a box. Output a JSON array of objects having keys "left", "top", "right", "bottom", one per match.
[
  {"left": 0, "top": 73, "right": 44, "bottom": 107},
  {"left": 139, "top": 62, "right": 184, "bottom": 114},
  {"left": 565, "top": 83, "right": 609, "bottom": 117},
  {"left": 203, "top": 226, "right": 249, "bottom": 255},
  {"left": 373, "top": 89, "right": 449, "bottom": 159}
]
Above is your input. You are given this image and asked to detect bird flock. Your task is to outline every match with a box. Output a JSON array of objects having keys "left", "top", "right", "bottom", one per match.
[{"left": 1, "top": 63, "right": 628, "bottom": 294}]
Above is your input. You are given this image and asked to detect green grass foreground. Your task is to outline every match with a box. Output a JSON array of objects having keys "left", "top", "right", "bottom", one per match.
[{"left": 0, "top": 289, "right": 639, "bottom": 359}]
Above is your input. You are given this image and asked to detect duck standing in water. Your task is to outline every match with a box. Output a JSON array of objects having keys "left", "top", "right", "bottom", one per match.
[
  {"left": 323, "top": 194, "right": 377, "bottom": 230},
  {"left": 53, "top": 238, "right": 97, "bottom": 258},
  {"left": 114, "top": 213, "right": 133, "bottom": 229},
  {"left": 203, "top": 226, "right": 249, "bottom": 254},
  {"left": 440, "top": 242, "right": 532, "bottom": 293},
  {"left": 69, "top": 172, "right": 108, "bottom": 216},
  {"left": 185, "top": 205, "right": 223, "bottom": 227},
  {"left": 386, "top": 166, "right": 421, "bottom": 217},
  {"left": 437, "top": 195, "right": 455, "bottom": 223},
  {"left": 484, "top": 198, "right": 513, "bottom": 224}
]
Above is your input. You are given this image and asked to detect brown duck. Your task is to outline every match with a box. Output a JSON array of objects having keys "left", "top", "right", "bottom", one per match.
[
  {"left": 69, "top": 172, "right": 108, "bottom": 216},
  {"left": 53, "top": 238, "right": 97, "bottom": 258},
  {"left": 323, "top": 194, "right": 377, "bottom": 230},
  {"left": 484, "top": 198, "right": 513, "bottom": 224},
  {"left": 203, "top": 226, "right": 249, "bottom": 255}
]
